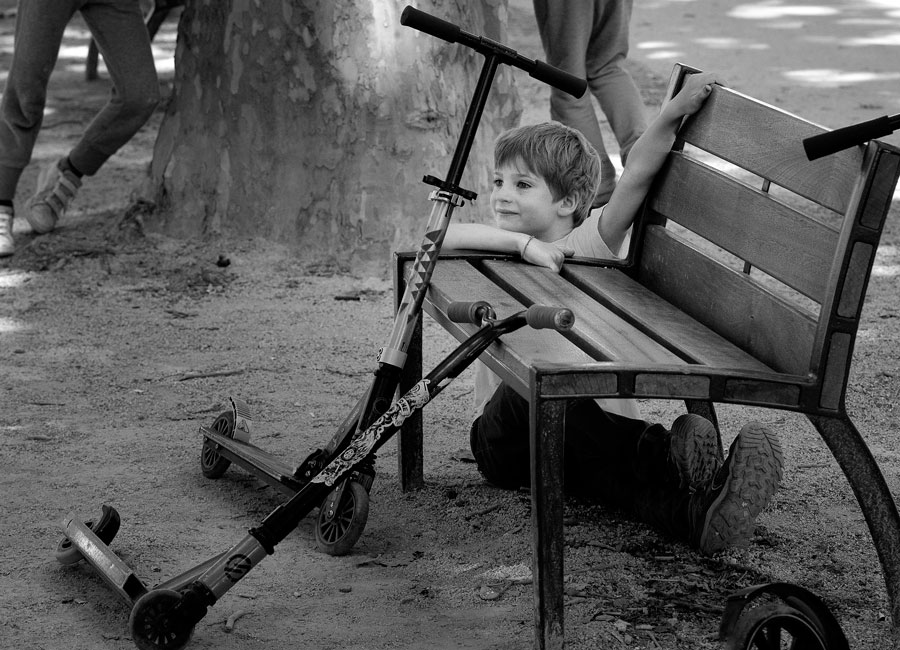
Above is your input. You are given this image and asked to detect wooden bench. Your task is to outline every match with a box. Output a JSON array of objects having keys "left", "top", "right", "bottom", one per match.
[{"left": 393, "top": 64, "right": 900, "bottom": 648}]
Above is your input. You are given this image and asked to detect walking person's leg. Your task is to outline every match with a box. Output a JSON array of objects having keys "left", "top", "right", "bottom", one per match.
[
  {"left": 585, "top": 0, "right": 648, "bottom": 164},
  {"left": 532, "top": 0, "right": 617, "bottom": 205},
  {"left": 27, "top": 0, "right": 160, "bottom": 233},
  {"left": 0, "top": 0, "right": 78, "bottom": 252}
]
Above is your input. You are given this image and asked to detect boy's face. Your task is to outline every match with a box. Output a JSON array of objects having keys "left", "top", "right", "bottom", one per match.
[{"left": 491, "top": 159, "right": 574, "bottom": 241}]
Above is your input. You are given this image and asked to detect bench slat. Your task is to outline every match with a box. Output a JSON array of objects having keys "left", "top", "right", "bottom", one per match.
[
  {"left": 679, "top": 85, "right": 864, "bottom": 214},
  {"left": 639, "top": 225, "right": 817, "bottom": 375},
  {"left": 423, "top": 260, "right": 593, "bottom": 394},
  {"left": 650, "top": 152, "right": 839, "bottom": 302},
  {"left": 562, "top": 263, "right": 774, "bottom": 373},
  {"left": 479, "top": 260, "right": 687, "bottom": 365}
]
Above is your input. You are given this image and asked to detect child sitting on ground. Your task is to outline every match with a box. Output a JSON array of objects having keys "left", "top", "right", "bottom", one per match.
[{"left": 443, "top": 72, "right": 783, "bottom": 554}]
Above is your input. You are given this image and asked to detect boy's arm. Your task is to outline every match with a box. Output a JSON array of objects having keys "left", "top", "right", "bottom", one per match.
[
  {"left": 443, "top": 223, "right": 571, "bottom": 271},
  {"left": 598, "top": 72, "right": 721, "bottom": 254}
]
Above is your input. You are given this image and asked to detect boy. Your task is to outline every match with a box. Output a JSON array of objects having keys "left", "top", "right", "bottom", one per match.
[{"left": 443, "top": 73, "right": 783, "bottom": 555}]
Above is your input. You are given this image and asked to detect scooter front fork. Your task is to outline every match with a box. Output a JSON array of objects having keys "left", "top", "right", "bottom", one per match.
[{"left": 320, "top": 458, "right": 376, "bottom": 526}]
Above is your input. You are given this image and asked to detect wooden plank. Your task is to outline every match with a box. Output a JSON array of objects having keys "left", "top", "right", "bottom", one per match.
[
  {"left": 413, "top": 259, "right": 594, "bottom": 395},
  {"left": 479, "top": 260, "right": 687, "bottom": 365},
  {"left": 650, "top": 152, "right": 839, "bottom": 302},
  {"left": 678, "top": 84, "right": 864, "bottom": 213},
  {"left": 638, "top": 226, "right": 817, "bottom": 376},
  {"left": 562, "top": 263, "right": 773, "bottom": 373}
]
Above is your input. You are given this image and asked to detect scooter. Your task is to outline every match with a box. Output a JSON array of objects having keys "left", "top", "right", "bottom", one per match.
[{"left": 56, "top": 6, "right": 583, "bottom": 649}]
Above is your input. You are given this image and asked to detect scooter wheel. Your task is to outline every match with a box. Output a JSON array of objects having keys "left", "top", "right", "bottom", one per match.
[
  {"left": 726, "top": 602, "right": 828, "bottom": 650},
  {"left": 315, "top": 480, "right": 369, "bottom": 556},
  {"left": 129, "top": 589, "right": 194, "bottom": 650},
  {"left": 55, "top": 504, "right": 121, "bottom": 565},
  {"left": 200, "top": 410, "right": 234, "bottom": 479}
]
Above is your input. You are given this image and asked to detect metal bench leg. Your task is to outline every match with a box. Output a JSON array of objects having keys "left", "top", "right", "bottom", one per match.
[
  {"left": 808, "top": 413, "right": 900, "bottom": 627},
  {"left": 395, "top": 256, "right": 424, "bottom": 492},
  {"left": 530, "top": 394, "right": 566, "bottom": 650}
]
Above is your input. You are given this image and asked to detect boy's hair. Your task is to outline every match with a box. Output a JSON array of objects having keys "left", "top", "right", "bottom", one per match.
[{"left": 494, "top": 122, "right": 601, "bottom": 227}]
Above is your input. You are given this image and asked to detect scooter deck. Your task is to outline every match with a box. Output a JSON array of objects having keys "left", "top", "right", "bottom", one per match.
[
  {"left": 60, "top": 516, "right": 148, "bottom": 604},
  {"left": 201, "top": 426, "right": 304, "bottom": 496}
]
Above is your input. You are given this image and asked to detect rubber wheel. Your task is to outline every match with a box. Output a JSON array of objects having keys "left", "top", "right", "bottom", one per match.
[
  {"left": 315, "top": 481, "right": 369, "bottom": 556},
  {"left": 55, "top": 504, "right": 121, "bottom": 565},
  {"left": 200, "top": 410, "right": 234, "bottom": 479},
  {"left": 726, "top": 602, "right": 828, "bottom": 650},
  {"left": 129, "top": 589, "right": 194, "bottom": 650}
]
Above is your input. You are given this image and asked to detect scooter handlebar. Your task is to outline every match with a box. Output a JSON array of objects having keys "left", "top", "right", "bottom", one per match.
[
  {"left": 400, "top": 5, "right": 461, "bottom": 44},
  {"left": 526, "top": 305, "right": 575, "bottom": 331},
  {"left": 400, "top": 5, "right": 587, "bottom": 99},
  {"left": 803, "top": 115, "right": 895, "bottom": 160},
  {"left": 447, "top": 300, "right": 495, "bottom": 324}
]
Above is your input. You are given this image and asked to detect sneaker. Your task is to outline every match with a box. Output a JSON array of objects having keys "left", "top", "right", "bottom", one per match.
[
  {"left": 691, "top": 422, "right": 783, "bottom": 555},
  {"left": 668, "top": 413, "right": 724, "bottom": 491},
  {"left": 26, "top": 159, "right": 82, "bottom": 233},
  {"left": 0, "top": 206, "right": 13, "bottom": 257}
]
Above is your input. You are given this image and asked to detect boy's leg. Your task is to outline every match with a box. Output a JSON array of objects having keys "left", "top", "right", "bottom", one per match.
[
  {"left": 470, "top": 383, "right": 782, "bottom": 554},
  {"left": 0, "top": 0, "right": 78, "bottom": 200},
  {"left": 70, "top": 0, "right": 160, "bottom": 175},
  {"left": 470, "top": 382, "right": 719, "bottom": 494},
  {"left": 584, "top": 0, "right": 648, "bottom": 164},
  {"left": 632, "top": 423, "right": 784, "bottom": 554}
]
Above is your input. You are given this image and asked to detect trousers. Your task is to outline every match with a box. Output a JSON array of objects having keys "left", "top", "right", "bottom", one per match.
[
  {"left": 469, "top": 382, "right": 694, "bottom": 540},
  {"left": 0, "top": 0, "right": 159, "bottom": 199},
  {"left": 532, "top": 0, "right": 648, "bottom": 193}
]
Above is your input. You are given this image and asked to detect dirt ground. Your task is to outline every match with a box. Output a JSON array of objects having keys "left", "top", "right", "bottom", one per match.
[{"left": 2, "top": 5, "right": 900, "bottom": 650}]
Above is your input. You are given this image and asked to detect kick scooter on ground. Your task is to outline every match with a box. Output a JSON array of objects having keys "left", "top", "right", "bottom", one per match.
[
  {"left": 194, "top": 5, "right": 586, "bottom": 558},
  {"left": 56, "top": 6, "right": 584, "bottom": 649}
]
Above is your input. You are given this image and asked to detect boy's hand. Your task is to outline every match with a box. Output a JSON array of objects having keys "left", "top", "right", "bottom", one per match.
[
  {"left": 666, "top": 72, "right": 721, "bottom": 120},
  {"left": 521, "top": 238, "right": 573, "bottom": 272}
]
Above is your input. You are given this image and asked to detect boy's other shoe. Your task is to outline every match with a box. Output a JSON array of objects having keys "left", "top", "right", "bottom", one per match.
[
  {"left": 26, "top": 159, "right": 82, "bottom": 234},
  {"left": 668, "top": 413, "right": 724, "bottom": 491},
  {"left": 0, "top": 206, "right": 13, "bottom": 256},
  {"left": 691, "top": 422, "right": 783, "bottom": 555}
]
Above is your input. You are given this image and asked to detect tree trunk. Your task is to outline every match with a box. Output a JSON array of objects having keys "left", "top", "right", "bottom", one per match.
[{"left": 149, "top": 0, "right": 520, "bottom": 273}]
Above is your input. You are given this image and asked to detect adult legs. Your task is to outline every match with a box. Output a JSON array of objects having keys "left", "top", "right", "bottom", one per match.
[
  {"left": 532, "top": 0, "right": 617, "bottom": 203},
  {"left": 586, "top": 0, "right": 648, "bottom": 164},
  {"left": 73, "top": 0, "right": 159, "bottom": 175},
  {"left": 0, "top": 0, "right": 78, "bottom": 200}
]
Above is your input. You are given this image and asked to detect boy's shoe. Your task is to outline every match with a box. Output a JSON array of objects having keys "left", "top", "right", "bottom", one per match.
[
  {"left": 0, "top": 206, "right": 13, "bottom": 257},
  {"left": 690, "top": 422, "right": 783, "bottom": 555},
  {"left": 668, "top": 413, "right": 724, "bottom": 491},
  {"left": 26, "top": 159, "right": 82, "bottom": 234}
]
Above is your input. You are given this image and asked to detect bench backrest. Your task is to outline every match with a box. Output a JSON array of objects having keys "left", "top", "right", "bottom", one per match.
[{"left": 632, "top": 64, "right": 900, "bottom": 411}]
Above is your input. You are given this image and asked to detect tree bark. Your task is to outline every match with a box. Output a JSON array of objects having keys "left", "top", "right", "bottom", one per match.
[{"left": 149, "top": 0, "right": 520, "bottom": 273}]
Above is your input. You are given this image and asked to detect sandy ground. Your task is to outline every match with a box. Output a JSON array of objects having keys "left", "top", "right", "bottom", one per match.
[{"left": 2, "top": 2, "right": 900, "bottom": 649}]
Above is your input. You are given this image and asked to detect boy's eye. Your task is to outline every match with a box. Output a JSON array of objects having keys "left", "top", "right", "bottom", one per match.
[
  {"left": 492, "top": 178, "right": 503, "bottom": 187},
  {"left": 516, "top": 181, "right": 531, "bottom": 189}
]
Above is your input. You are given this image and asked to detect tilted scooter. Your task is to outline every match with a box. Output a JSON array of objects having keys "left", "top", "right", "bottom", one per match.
[{"left": 56, "top": 7, "right": 584, "bottom": 649}]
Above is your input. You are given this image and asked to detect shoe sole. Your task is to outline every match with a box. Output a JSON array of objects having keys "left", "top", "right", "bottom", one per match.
[
  {"left": 698, "top": 423, "right": 783, "bottom": 554},
  {"left": 669, "top": 414, "right": 724, "bottom": 491}
]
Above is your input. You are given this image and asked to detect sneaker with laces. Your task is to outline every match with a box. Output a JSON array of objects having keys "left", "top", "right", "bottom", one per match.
[
  {"left": 668, "top": 413, "right": 724, "bottom": 491},
  {"left": 26, "top": 159, "right": 82, "bottom": 234},
  {"left": 0, "top": 206, "right": 13, "bottom": 257},
  {"left": 691, "top": 422, "right": 783, "bottom": 555}
]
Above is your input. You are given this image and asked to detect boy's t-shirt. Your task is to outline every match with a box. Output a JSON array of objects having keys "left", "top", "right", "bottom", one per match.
[{"left": 472, "top": 208, "right": 643, "bottom": 422}]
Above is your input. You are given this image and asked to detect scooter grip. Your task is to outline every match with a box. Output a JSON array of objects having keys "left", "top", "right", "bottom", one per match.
[
  {"left": 400, "top": 6, "right": 461, "bottom": 44},
  {"left": 526, "top": 305, "right": 575, "bottom": 331},
  {"left": 447, "top": 300, "right": 494, "bottom": 324},
  {"left": 803, "top": 115, "right": 893, "bottom": 160},
  {"left": 531, "top": 60, "right": 587, "bottom": 99}
]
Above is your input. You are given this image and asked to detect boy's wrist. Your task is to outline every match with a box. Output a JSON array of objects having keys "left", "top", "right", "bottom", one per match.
[{"left": 519, "top": 234, "right": 535, "bottom": 257}]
